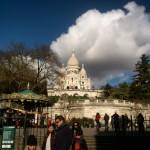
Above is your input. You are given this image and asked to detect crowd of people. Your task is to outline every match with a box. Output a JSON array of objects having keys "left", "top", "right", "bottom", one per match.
[
  {"left": 24, "top": 115, "right": 88, "bottom": 150},
  {"left": 24, "top": 112, "right": 146, "bottom": 150},
  {"left": 95, "top": 112, "right": 145, "bottom": 133}
]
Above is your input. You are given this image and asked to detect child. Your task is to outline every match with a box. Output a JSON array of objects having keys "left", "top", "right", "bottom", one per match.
[{"left": 24, "top": 135, "right": 41, "bottom": 150}]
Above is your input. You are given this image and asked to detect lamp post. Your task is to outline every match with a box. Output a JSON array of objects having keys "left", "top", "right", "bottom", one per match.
[{"left": 23, "top": 111, "right": 27, "bottom": 150}]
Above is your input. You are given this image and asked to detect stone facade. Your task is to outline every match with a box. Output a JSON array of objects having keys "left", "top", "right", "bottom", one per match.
[
  {"left": 46, "top": 52, "right": 150, "bottom": 120},
  {"left": 48, "top": 89, "right": 102, "bottom": 98},
  {"left": 48, "top": 52, "right": 102, "bottom": 97}
]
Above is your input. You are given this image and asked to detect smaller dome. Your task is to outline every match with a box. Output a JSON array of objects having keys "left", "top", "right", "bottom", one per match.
[
  {"left": 80, "top": 64, "right": 87, "bottom": 75},
  {"left": 67, "top": 52, "right": 79, "bottom": 66}
]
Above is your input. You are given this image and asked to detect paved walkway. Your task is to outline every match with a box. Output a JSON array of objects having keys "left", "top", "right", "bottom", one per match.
[{"left": 83, "top": 127, "right": 97, "bottom": 136}]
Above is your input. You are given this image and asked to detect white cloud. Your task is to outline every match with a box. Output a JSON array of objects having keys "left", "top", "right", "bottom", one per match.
[{"left": 50, "top": 1, "right": 150, "bottom": 87}]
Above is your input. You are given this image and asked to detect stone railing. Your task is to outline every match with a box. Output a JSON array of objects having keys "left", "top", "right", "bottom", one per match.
[
  {"left": 70, "top": 99, "right": 149, "bottom": 109},
  {"left": 52, "top": 98, "right": 150, "bottom": 111}
]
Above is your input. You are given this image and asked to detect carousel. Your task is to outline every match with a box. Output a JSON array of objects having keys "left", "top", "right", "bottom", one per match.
[
  {"left": 0, "top": 89, "right": 50, "bottom": 148},
  {"left": 0, "top": 89, "right": 48, "bottom": 111},
  {"left": 0, "top": 89, "right": 50, "bottom": 125}
]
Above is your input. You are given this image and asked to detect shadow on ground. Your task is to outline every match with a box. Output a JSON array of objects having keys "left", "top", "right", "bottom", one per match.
[{"left": 95, "top": 131, "right": 150, "bottom": 150}]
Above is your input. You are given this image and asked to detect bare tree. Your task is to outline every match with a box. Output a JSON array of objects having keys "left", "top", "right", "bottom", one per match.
[
  {"left": 0, "top": 42, "right": 60, "bottom": 94},
  {"left": 29, "top": 44, "right": 61, "bottom": 92},
  {"left": 59, "top": 94, "right": 75, "bottom": 120},
  {"left": 0, "top": 43, "right": 34, "bottom": 92}
]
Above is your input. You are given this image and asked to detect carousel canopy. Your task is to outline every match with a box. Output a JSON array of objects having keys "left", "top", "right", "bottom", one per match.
[{"left": 0, "top": 89, "right": 48, "bottom": 102}]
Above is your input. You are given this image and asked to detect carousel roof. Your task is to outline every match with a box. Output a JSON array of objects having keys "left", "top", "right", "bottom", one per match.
[
  {"left": 18, "top": 90, "right": 39, "bottom": 96},
  {"left": 0, "top": 90, "right": 48, "bottom": 102}
]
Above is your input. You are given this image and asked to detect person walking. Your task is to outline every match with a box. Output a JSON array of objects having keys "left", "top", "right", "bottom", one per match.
[
  {"left": 71, "top": 122, "right": 88, "bottom": 150},
  {"left": 42, "top": 124, "right": 56, "bottom": 150},
  {"left": 54, "top": 115, "right": 72, "bottom": 150},
  {"left": 137, "top": 113, "right": 145, "bottom": 134},
  {"left": 104, "top": 113, "right": 109, "bottom": 131},
  {"left": 111, "top": 115, "right": 114, "bottom": 130},
  {"left": 95, "top": 113, "right": 101, "bottom": 130},
  {"left": 121, "top": 114, "right": 129, "bottom": 134},
  {"left": 112, "top": 112, "right": 120, "bottom": 134}
]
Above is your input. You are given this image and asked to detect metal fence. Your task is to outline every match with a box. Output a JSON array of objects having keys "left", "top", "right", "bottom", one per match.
[
  {"left": 0, "top": 115, "right": 150, "bottom": 150},
  {"left": 0, "top": 116, "right": 48, "bottom": 150}
]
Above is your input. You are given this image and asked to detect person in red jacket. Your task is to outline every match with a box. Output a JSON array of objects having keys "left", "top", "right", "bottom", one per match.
[{"left": 95, "top": 113, "right": 101, "bottom": 129}]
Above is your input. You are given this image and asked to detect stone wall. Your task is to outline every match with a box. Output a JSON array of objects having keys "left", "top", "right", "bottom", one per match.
[{"left": 44, "top": 99, "right": 150, "bottom": 120}]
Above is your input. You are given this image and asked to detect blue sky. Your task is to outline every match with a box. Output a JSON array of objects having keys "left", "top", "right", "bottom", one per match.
[
  {"left": 0, "top": 0, "right": 150, "bottom": 87},
  {"left": 0, "top": 0, "right": 149, "bottom": 48}
]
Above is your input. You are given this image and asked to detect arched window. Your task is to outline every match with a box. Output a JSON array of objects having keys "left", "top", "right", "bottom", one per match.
[
  {"left": 75, "top": 86, "right": 78, "bottom": 89},
  {"left": 67, "top": 86, "right": 69, "bottom": 89}
]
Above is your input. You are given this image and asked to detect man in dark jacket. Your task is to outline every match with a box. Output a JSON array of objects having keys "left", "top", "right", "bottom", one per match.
[
  {"left": 137, "top": 113, "right": 145, "bottom": 133},
  {"left": 104, "top": 113, "right": 109, "bottom": 131},
  {"left": 55, "top": 115, "right": 72, "bottom": 150},
  {"left": 112, "top": 112, "right": 120, "bottom": 134}
]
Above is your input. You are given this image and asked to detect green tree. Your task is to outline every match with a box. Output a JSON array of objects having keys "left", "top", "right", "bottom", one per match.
[
  {"left": 113, "top": 82, "right": 129, "bottom": 100},
  {"left": 130, "top": 54, "right": 150, "bottom": 100},
  {"left": 103, "top": 83, "right": 113, "bottom": 98}
]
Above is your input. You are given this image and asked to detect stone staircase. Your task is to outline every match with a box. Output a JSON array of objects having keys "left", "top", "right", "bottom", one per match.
[
  {"left": 85, "top": 135, "right": 116, "bottom": 150},
  {"left": 84, "top": 136, "right": 96, "bottom": 150},
  {"left": 84, "top": 131, "right": 150, "bottom": 150}
]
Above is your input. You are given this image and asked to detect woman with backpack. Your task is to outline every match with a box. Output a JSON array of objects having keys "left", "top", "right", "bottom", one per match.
[{"left": 71, "top": 122, "right": 88, "bottom": 150}]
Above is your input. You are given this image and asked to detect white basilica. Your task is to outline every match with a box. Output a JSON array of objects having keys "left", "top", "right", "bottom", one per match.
[
  {"left": 48, "top": 52, "right": 102, "bottom": 97},
  {"left": 46, "top": 52, "right": 150, "bottom": 120}
]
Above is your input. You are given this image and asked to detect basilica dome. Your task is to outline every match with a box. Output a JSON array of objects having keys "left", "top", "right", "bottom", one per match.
[{"left": 67, "top": 52, "right": 79, "bottom": 66}]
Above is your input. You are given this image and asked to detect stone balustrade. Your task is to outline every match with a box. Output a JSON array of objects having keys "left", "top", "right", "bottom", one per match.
[
  {"left": 68, "top": 99, "right": 149, "bottom": 110},
  {"left": 48, "top": 98, "right": 150, "bottom": 119}
]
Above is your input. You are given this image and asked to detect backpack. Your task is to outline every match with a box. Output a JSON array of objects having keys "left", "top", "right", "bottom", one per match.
[{"left": 75, "top": 142, "right": 80, "bottom": 150}]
